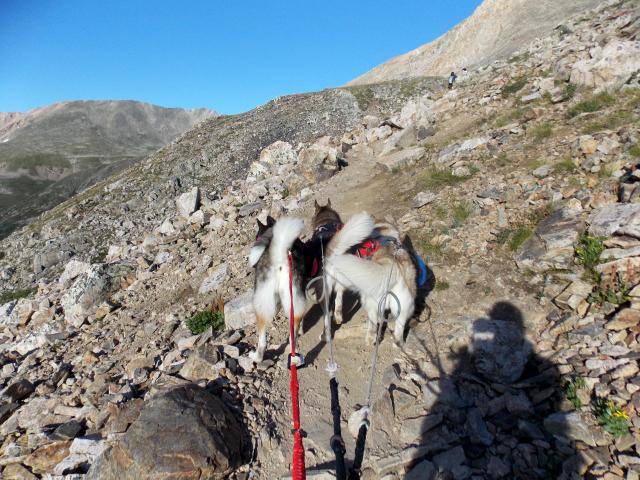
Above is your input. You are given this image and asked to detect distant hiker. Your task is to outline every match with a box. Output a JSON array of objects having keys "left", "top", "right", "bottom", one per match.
[
  {"left": 462, "top": 67, "right": 468, "bottom": 77},
  {"left": 448, "top": 71, "right": 457, "bottom": 89}
]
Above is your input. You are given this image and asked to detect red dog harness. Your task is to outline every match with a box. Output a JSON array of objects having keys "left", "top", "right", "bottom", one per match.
[{"left": 356, "top": 239, "right": 381, "bottom": 258}]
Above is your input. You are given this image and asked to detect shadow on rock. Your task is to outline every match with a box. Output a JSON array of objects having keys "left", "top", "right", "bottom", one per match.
[{"left": 404, "top": 301, "right": 583, "bottom": 480}]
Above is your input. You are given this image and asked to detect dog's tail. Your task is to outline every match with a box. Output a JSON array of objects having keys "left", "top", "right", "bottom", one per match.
[
  {"left": 326, "top": 212, "right": 375, "bottom": 257},
  {"left": 269, "top": 217, "right": 305, "bottom": 266},
  {"left": 326, "top": 254, "right": 392, "bottom": 299}
]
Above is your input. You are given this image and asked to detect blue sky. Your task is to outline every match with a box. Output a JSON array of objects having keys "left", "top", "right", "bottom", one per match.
[{"left": 0, "top": 0, "right": 482, "bottom": 114}]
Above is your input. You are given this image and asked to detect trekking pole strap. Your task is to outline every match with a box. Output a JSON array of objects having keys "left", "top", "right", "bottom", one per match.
[
  {"left": 348, "top": 423, "right": 369, "bottom": 480},
  {"left": 329, "top": 377, "right": 346, "bottom": 480}
]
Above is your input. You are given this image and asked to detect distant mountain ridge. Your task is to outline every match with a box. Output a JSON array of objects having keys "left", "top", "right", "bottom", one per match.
[
  {"left": 348, "top": 0, "right": 605, "bottom": 85},
  {"left": 0, "top": 100, "right": 215, "bottom": 238}
]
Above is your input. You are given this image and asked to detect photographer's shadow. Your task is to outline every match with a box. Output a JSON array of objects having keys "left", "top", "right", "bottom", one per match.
[{"left": 406, "top": 302, "right": 580, "bottom": 480}]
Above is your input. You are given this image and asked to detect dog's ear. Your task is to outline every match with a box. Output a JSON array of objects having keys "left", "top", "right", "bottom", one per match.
[
  {"left": 327, "top": 198, "right": 332, "bottom": 207},
  {"left": 314, "top": 199, "right": 320, "bottom": 210},
  {"left": 256, "top": 219, "right": 265, "bottom": 228},
  {"left": 266, "top": 215, "right": 276, "bottom": 226}
]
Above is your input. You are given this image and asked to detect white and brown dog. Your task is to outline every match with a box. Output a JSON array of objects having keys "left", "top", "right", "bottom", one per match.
[{"left": 248, "top": 211, "right": 374, "bottom": 362}]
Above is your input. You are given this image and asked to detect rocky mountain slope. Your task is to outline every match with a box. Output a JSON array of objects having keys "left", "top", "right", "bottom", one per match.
[
  {"left": 0, "top": 101, "right": 214, "bottom": 239},
  {"left": 0, "top": 0, "right": 639, "bottom": 479},
  {"left": 348, "top": 0, "right": 605, "bottom": 86}
]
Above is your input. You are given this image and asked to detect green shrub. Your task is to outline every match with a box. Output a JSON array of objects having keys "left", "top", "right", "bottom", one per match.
[
  {"left": 567, "top": 92, "right": 615, "bottom": 118},
  {"left": 594, "top": 399, "right": 630, "bottom": 437},
  {"left": 434, "top": 280, "right": 450, "bottom": 291},
  {"left": 508, "top": 227, "right": 533, "bottom": 251},
  {"left": 186, "top": 309, "right": 225, "bottom": 335},
  {"left": 564, "top": 83, "right": 577, "bottom": 100},
  {"left": 582, "top": 111, "right": 633, "bottom": 134},
  {"left": 564, "top": 376, "right": 587, "bottom": 409},
  {"left": 0, "top": 288, "right": 36, "bottom": 305},
  {"left": 589, "top": 283, "right": 631, "bottom": 306},
  {"left": 531, "top": 122, "right": 553, "bottom": 140},
  {"left": 502, "top": 77, "right": 528, "bottom": 97},
  {"left": 554, "top": 157, "right": 577, "bottom": 174},
  {"left": 452, "top": 201, "right": 473, "bottom": 227},
  {"left": 630, "top": 144, "right": 640, "bottom": 158},
  {"left": 420, "top": 168, "right": 474, "bottom": 190},
  {"left": 575, "top": 233, "right": 604, "bottom": 279}
]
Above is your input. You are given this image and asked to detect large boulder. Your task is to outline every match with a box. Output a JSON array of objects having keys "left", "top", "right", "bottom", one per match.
[
  {"left": 59, "top": 259, "right": 91, "bottom": 288},
  {"left": 259, "top": 140, "right": 297, "bottom": 166},
  {"left": 87, "top": 385, "right": 244, "bottom": 479},
  {"left": 588, "top": 203, "right": 640, "bottom": 238},
  {"left": 61, "top": 264, "right": 110, "bottom": 328},
  {"left": 570, "top": 40, "right": 640, "bottom": 90},
  {"left": 516, "top": 207, "right": 585, "bottom": 272},
  {"left": 33, "top": 248, "right": 73, "bottom": 274},
  {"left": 297, "top": 144, "right": 338, "bottom": 184},
  {"left": 224, "top": 291, "right": 255, "bottom": 330},
  {"left": 176, "top": 187, "right": 201, "bottom": 218}
]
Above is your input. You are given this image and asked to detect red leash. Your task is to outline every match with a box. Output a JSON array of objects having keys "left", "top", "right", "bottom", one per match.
[{"left": 287, "top": 251, "right": 306, "bottom": 480}]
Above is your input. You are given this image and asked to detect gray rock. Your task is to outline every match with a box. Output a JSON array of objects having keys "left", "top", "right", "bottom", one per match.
[
  {"left": 199, "top": 263, "right": 228, "bottom": 294},
  {"left": 470, "top": 318, "right": 531, "bottom": 384},
  {"left": 589, "top": 203, "right": 640, "bottom": 238},
  {"left": 516, "top": 208, "right": 584, "bottom": 272},
  {"left": 423, "top": 378, "right": 464, "bottom": 409},
  {"left": 412, "top": 191, "right": 437, "bottom": 208},
  {"left": 59, "top": 259, "right": 91, "bottom": 287},
  {"left": 380, "top": 125, "right": 417, "bottom": 155},
  {"left": 459, "top": 136, "right": 489, "bottom": 152},
  {"left": 153, "top": 251, "right": 171, "bottom": 265},
  {"left": 487, "top": 456, "right": 510, "bottom": 477},
  {"left": 223, "top": 291, "right": 255, "bottom": 330},
  {"left": 433, "top": 445, "right": 466, "bottom": 471},
  {"left": 570, "top": 40, "right": 640, "bottom": 90},
  {"left": 532, "top": 164, "right": 552, "bottom": 178},
  {"left": 0, "top": 300, "right": 17, "bottom": 325},
  {"left": 2, "top": 379, "right": 34, "bottom": 402},
  {"left": 179, "top": 344, "right": 223, "bottom": 381},
  {"left": 400, "top": 414, "right": 443, "bottom": 444},
  {"left": 87, "top": 384, "right": 243, "bottom": 479},
  {"left": 33, "top": 248, "right": 73, "bottom": 274},
  {"left": 298, "top": 144, "right": 339, "bottom": 184},
  {"left": 405, "top": 460, "right": 436, "bottom": 480},
  {"left": 466, "top": 407, "right": 493, "bottom": 446},
  {"left": 238, "top": 201, "right": 264, "bottom": 217},
  {"left": 176, "top": 187, "right": 200, "bottom": 218},
  {"left": 61, "top": 264, "right": 110, "bottom": 328},
  {"left": 377, "top": 146, "right": 425, "bottom": 171},
  {"left": 543, "top": 411, "right": 596, "bottom": 446},
  {"left": 521, "top": 92, "right": 542, "bottom": 103}
]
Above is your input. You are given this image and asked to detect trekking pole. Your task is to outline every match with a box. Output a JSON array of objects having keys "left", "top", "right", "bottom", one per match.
[
  {"left": 349, "top": 263, "right": 399, "bottom": 480},
  {"left": 305, "top": 243, "right": 347, "bottom": 480},
  {"left": 321, "top": 242, "right": 347, "bottom": 480}
]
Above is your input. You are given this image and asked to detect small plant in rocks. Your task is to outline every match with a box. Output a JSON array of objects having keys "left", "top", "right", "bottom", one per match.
[
  {"left": 0, "top": 288, "right": 36, "bottom": 305},
  {"left": 589, "top": 282, "right": 631, "bottom": 306},
  {"left": 186, "top": 309, "right": 225, "bottom": 335},
  {"left": 594, "top": 399, "right": 630, "bottom": 437},
  {"left": 564, "top": 376, "right": 587, "bottom": 409},
  {"left": 575, "top": 233, "right": 604, "bottom": 280}
]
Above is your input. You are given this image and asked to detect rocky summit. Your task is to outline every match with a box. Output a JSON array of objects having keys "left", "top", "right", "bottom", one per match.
[{"left": 1, "top": 0, "right": 640, "bottom": 479}]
